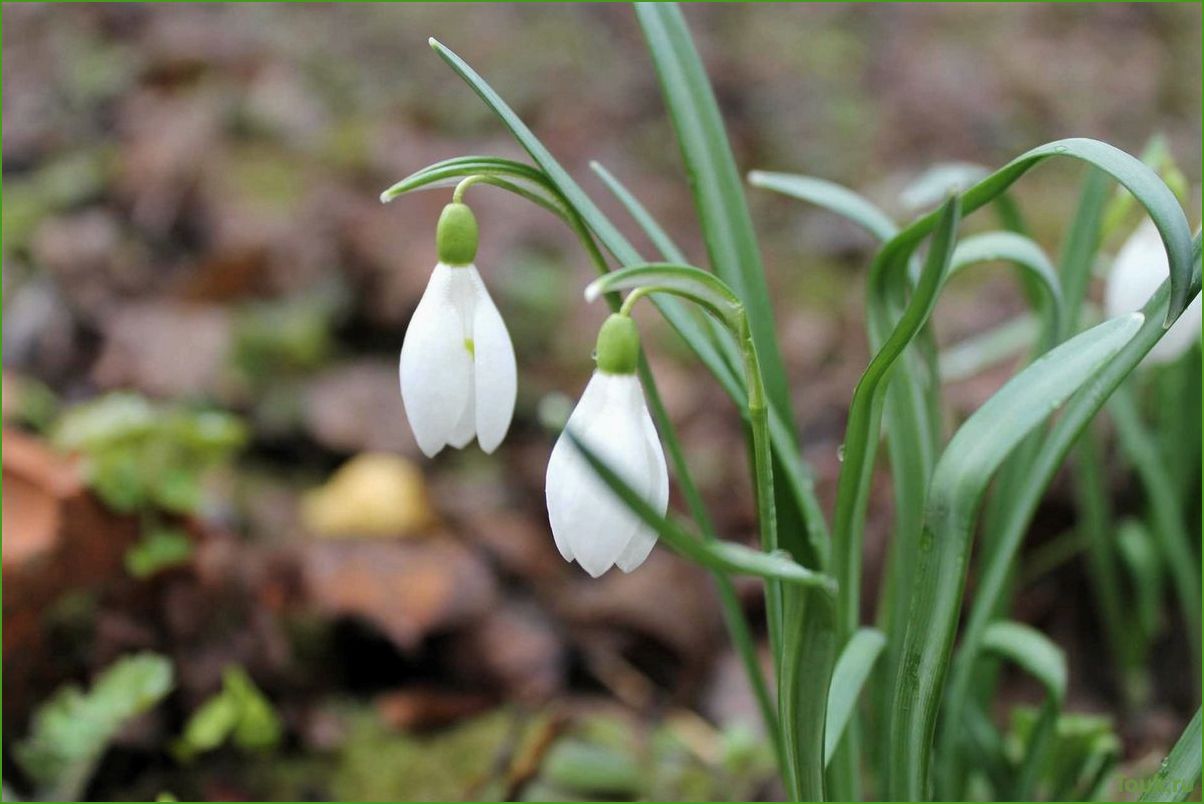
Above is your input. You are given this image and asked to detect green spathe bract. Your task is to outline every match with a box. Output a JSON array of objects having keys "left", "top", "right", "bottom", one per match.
[
  {"left": 594, "top": 314, "right": 640, "bottom": 375},
  {"left": 436, "top": 202, "right": 478, "bottom": 265},
  {"left": 379, "top": 7, "right": 1202, "bottom": 802}
]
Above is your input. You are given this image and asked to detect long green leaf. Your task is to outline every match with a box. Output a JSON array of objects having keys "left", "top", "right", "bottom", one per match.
[
  {"left": 832, "top": 195, "right": 961, "bottom": 639},
  {"left": 634, "top": 3, "right": 792, "bottom": 429},
  {"left": 888, "top": 312, "right": 1145, "bottom": 800},
  {"left": 748, "top": 171, "right": 898, "bottom": 242},
  {"left": 942, "top": 235, "right": 1202, "bottom": 800},
  {"left": 871, "top": 138, "right": 1193, "bottom": 326},
  {"left": 586, "top": 263, "right": 744, "bottom": 330},
  {"left": 564, "top": 431, "right": 834, "bottom": 594},
  {"left": 591, "top": 161, "right": 691, "bottom": 264},
  {"left": 824, "top": 628, "right": 886, "bottom": 764},
  {"left": 981, "top": 622, "right": 1067, "bottom": 799},
  {"left": 948, "top": 231, "right": 1065, "bottom": 340},
  {"left": 939, "top": 314, "right": 1040, "bottom": 380},
  {"left": 634, "top": 5, "right": 830, "bottom": 590},
  {"left": 980, "top": 621, "right": 1067, "bottom": 706},
  {"left": 1110, "top": 383, "right": 1201, "bottom": 655},
  {"left": 1138, "top": 708, "right": 1202, "bottom": 802},
  {"left": 380, "top": 155, "right": 555, "bottom": 203}
]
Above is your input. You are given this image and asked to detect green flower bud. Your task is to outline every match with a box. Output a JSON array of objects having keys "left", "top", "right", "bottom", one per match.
[
  {"left": 436, "top": 202, "right": 478, "bottom": 265},
  {"left": 595, "top": 313, "right": 640, "bottom": 375}
]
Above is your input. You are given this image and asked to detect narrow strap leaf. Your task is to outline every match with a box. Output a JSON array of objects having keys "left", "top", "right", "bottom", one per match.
[
  {"left": 942, "top": 236, "right": 1203, "bottom": 796},
  {"left": 874, "top": 138, "right": 1193, "bottom": 326},
  {"left": 888, "top": 311, "right": 1145, "bottom": 799},
  {"left": 1139, "top": 708, "right": 1202, "bottom": 802},
  {"left": 980, "top": 621, "right": 1067, "bottom": 705},
  {"left": 948, "top": 231, "right": 1065, "bottom": 340},
  {"left": 586, "top": 263, "right": 744, "bottom": 331},
  {"left": 749, "top": 170, "right": 898, "bottom": 242},
  {"left": 635, "top": 4, "right": 794, "bottom": 434},
  {"left": 824, "top": 628, "right": 886, "bottom": 764},
  {"left": 565, "top": 430, "right": 834, "bottom": 593}
]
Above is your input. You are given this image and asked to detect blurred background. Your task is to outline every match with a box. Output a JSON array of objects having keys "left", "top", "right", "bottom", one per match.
[{"left": 2, "top": 3, "right": 1200, "bottom": 801}]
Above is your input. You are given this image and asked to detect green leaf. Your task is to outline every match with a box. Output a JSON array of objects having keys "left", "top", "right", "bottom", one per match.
[
  {"left": 832, "top": 195, "right": 961, "bottom": 638},
  {"left": 124, "top": 527, "right": 194, "bottom": 579},
  {"left": 591, "top": 161, "right": 690, "bottom": 263},
  {"left": 824, "top": 628, "right": 885, "bottom": 764},
  {"left": 748, "top": 171, "right": 898, "bottom": 242},
  {"left": 379, "top": 155, "right": 570, "bottom": 220},
  {"left": 948, "top": 231, "right": 1065, "bottom": 341},
  {"left": 224, "top": 667, "right": 283, "bottom": 751},
  {"left": 979, "top": 621, "right": 1069, "bottom": 702},
  {"left": 1138, "top": 708, "right": 1202, "bottom": 802},
  {"left": 876, "top": 138, "right": 1193, "bottom": 326},
  {"left": 980, "top": 623, "right": 1068, "bottom": 799},
  {"left": 635, "top": 3, "right": 793, "bottom": 432},
  {"left": 888, "top": 312, "right": 1145, "bottom": 800},
  {"left": 16, "top": 653, "right": 174, "bottom": 800},
  {"left": 585, "top": 263, "right": 744, "bottom": 331},
  {"left": 939, "top": 314, "right": 1040, "bottom": 380},
  {"left": 175, "top": 692, "right": 239, "bottom": 761},
  {"left": 944, "top": 236, "right": 1202, "bottom": 797},
  {"left": 1109, "top": 382, "right": 1201, "bottom": 654},
  {"left": 175, "top": 666, "right": 282, "bottom": 760},
  {"left": 636, "top": 3, "right": 829, "bottom": 583},
  {"left": 899, "top": 162, "right": 989, "bottom": 211},
  {"left": 564, "top": 430, "right": 833, "bottom": 593}
]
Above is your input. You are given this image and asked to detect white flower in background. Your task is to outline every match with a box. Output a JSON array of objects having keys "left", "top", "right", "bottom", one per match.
[
  {"left": 400, "top": 202, "right": 516, "bottom": 457},
  {"left": 546, "top": 314, "right": 668, "bottom": 577},
  {"left": 1105, "top": 219, "right": 1201, "bottom": 364}
]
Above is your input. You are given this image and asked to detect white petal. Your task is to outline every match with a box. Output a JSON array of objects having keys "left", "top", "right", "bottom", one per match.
[
  {"left": 467, "top": 269, "right": 517, "bottom": 453},
  {"left": 615, "top": 394, "right": 669, "bottom": 573},
  {"left": 1106, "top": 221, "right": 1200, "bottom": 364},
  {"left": 546, "top": 373, "right": 610, "bottom": 563},
  {"left": 546, "top": 373, "right": 656, "bottom": 577},
  {"left": 447, "top": 374, "right": 476, "bottom": 448},
  {"left": 399, "top": 264, "right": 473, "bottom": 457},
  {"left": 1105, "top": 220, "right": 1167, "bottom": 318}
]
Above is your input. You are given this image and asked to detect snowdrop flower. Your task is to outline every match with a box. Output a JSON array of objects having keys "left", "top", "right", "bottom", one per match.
[
  {"left": 546, "top": 313, "right": 668, "bottom": 577},
  {"left": 1105, "top": 219, "right": 1201, "bottom": 364},
  {"left": 400, "top": 201, "right": 516, "bottom": 456}
]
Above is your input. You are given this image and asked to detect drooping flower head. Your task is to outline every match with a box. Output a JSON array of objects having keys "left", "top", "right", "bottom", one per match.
[
  {"left": 1105, "top": 218, "right": 1201, "bottom": 364},
  {"left": 546, "top": 313, "right": 668, "bottom": 577},
  {"left": 400, "top": 201, "right": 517, "bottom": 456}
]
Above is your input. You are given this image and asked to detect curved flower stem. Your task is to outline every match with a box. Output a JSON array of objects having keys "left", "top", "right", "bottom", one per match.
[
  {"left": 452, "top": 175, "right": 488, "bottom": 203},
  {"left": 638, "top": 352, "right": 784, "bottom": 771},
  {"left": 738, "top": 317, "right": 783, "bottom": 665}
]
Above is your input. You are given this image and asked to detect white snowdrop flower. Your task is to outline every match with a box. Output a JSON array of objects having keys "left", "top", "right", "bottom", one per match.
[
  {"left": 1105, "top": 218, "right": 1201, "bottom": 364},
  {"left": 546, "top": 314, "right": 668, "bottom": 577},
  {"left": 400, "top": 202, "right": 516, "bottom": 457}
]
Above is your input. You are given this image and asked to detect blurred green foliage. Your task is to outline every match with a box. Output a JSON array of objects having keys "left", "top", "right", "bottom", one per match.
[
  {"left": 175, "top": 667, "right": 283, "bottom": 761},
  {"left": 123, "top": 527, "right": 195, "bottom": 579},
  {"left": 15, "top": 652, "right": 174, "bottom": 801},
  {"left": 1006, "top": 708, "right": 1120, "bottom": 801},
  {"left": 52, "top": 392, "right": 246, "bottom": 515},
  {"left": 1, "top": 147, "right": 113, "bottom": 255}
]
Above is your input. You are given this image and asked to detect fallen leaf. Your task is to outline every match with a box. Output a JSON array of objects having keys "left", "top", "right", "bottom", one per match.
[
  {"left": 301, "top": 453, "right": 435, "bottom": 538},
  {"left": 301, "top": 539, "right": 496, "bottom": 651}
]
